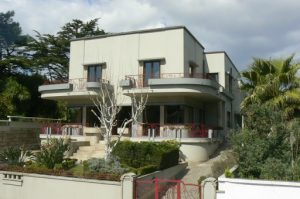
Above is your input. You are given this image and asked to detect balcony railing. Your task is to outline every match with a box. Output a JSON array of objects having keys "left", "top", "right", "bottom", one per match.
[
  {"left": 40, "top": 123, "right": 83, "bottom": 136},
  {"left": 136, "top": 123, "right": 222, "bottom": 139},
  {"left": 125, "top": 73, "right": 219, "bottom": 88},
  {"left": 42, "top": 78, "right": 110, "bottom": 92}
]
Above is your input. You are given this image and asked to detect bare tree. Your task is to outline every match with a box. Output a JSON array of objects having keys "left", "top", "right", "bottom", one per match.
[{"left": 90, "top": 84, "right": 148, "bottom": 160}]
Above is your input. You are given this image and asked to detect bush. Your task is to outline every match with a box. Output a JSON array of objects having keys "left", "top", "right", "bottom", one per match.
[
  {"left": 112, "top": 140, "right": 179, "bottom": 172},
  {"left": 35, "top": 138, "right": 70, "bottom": 169},
  {"left": 87, "top": 157, "right": 128, "bottom": 175},
  {"left": 231, "top": 103, "right": 300, "bottom": 180},
  {"left": 136, "top": 165, "right": 158, "bottom": 175},
  {"left": 0, "top": 147, "right": 32, "bottom": 166}
]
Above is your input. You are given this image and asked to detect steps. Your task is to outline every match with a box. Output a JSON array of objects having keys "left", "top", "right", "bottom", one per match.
[{"left": 71, "top": 143, "right": 105, "bottom": 161}]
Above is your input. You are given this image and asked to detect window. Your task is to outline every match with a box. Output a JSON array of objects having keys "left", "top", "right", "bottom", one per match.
[
  {"left": 143, "top": 61, "right": 160, "bottom": 86},
  {"left": 199, "top": 109, "right": 205, "bottom": 125},
  {"left": 165, "top": 105, "right": 184, "bottom": 124},
  {"left": 227, "top": 111, "right": 231, "bottom": 128},
  {"left": 87, "top": 64, "right": 102, "bottom": 82},
  {"left": 67, "top": 107, "right": 82, "bottom": 124},
  {"left": 207, "top": 73, "right": 218, "bottom": 82},
  {"left": 189, "top": 65, "right": 195, "bottom": 78}
]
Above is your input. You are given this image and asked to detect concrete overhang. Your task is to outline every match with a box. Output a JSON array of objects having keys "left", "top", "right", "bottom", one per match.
[
  {"left": 38, "top": 83, "right": 72, "bottom": 92},
  {"left": 148, "top": 78, "right": 219, "bottom": 89}
]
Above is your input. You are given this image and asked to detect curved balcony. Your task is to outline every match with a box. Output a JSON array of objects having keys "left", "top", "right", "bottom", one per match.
[
  {"left": 121, "top": 73, "right": 227, "bottom": 99},
  {"left": 38, "top": 78, "right": 112, "bottom": 100}
]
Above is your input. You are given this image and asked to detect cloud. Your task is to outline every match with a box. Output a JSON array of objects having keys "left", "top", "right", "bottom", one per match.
[{"left": 1, "top": 0, "right": 300, "bottom": 69}]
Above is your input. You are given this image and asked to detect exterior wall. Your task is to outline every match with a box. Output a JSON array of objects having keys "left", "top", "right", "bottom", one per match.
[
  {"left": 0, "top": 171, "right": 136, "bottom": 199},
  {"left": 217, "top": 176, "right": 300, "bottom": 199},
  {"left": 205, "top": 53, "right": 226, "bottom": 87},
  {"left": 183, "top": 30, "right": 204, "bottom": 74},
  {"left": 180, "top": 141, "right": 219, "bottom": 162},
  {"left": 69, "top": 28, "right": 184, "bottom": 105},
  {"left": 0, "top": 122, "right": 40, "bottom": 150}
]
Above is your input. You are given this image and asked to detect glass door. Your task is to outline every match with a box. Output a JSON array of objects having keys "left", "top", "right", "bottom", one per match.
[{"left": 143, "top": 61, "right": 160, "bottom": 86}]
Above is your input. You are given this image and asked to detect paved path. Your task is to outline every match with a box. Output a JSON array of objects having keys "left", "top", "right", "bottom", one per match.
[{"left": 180, "top": 147, "right": 236, "bottom": 184}]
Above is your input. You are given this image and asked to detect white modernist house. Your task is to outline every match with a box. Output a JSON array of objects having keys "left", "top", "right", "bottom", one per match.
[{"left": 38, "top": 26, "right": 242, "bottom": 162}]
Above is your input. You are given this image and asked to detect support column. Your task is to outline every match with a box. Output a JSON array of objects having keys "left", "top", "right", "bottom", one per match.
[
  {"left": 82, "top": 106, "right": 86, "bottom": 126},
  {"left": 159, "top": 105, "right": 165, "bottom": 136},
  {"left": 132, "top": 105, "right": 143, "bottom": 137}
]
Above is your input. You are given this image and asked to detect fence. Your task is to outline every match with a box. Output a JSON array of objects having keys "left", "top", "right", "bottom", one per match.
[
  {"left": 125, "top": 73, "right": 220, "bottom": 88},
  {"left": 135, "top": 178, "right": 202, "bottom": 199},
  {"left": 135, "top": 123, "right": 221, "bottom": 139}
]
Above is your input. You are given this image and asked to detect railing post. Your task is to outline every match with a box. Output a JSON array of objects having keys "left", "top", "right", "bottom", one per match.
[
  {"left": 148, "top": 128, "right": 151, "bottom": 141},
  {"left": 154, "top": 178, "right": 159, "bottom": 199},
  {"left": 177, "top": 181, "right": 181, "bottom": 199},
  {"left": 152, "top": 128, "right": 155, "bottom": 141}
]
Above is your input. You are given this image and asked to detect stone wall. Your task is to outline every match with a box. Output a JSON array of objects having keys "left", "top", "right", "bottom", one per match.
[{"left": 0, "top": 122, "right": 41, "bottom": 150}]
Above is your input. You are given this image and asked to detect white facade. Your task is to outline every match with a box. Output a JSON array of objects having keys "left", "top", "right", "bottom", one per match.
[
  {"left": 38, "top": 26, "right": 242, "bottom": 162},
  {"left": 217, "top": 176, "right": 300, "bottom": 199}
]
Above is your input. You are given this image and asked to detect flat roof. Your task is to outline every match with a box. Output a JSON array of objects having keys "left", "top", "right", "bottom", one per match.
[
  {"left": 71, "top": 26, "right": 205, "bottom": 49},
  {"left": 205, "top": 51, "right": 240, "bottom": 73}
]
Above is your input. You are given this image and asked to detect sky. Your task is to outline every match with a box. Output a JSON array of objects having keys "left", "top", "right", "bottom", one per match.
[{"left": 1, "top": 0, "right": 300, "bottom": 70}]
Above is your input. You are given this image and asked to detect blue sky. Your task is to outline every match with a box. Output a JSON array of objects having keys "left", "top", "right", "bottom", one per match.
[{"left": 1, "top": 0, "right": 300, "bottom": 70}]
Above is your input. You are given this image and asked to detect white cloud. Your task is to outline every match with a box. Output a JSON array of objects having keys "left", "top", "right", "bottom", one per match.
[{"left": 1, "top": 0, "right": 300, "bottom": 69}]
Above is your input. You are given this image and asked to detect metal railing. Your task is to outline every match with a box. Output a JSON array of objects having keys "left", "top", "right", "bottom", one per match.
[
  {"left": 135, "top": 178, "right": 202, "bottom": 199},
  {"left": 43, "top": 78, "right": 110, "bottom": 92},
  {"left": 7, "top": 115, "right": 62, "bottom": 122},
  {"left": 0, "top": 120, "right": 10, "bottom": 126},
  {"left": 137, "top": 123, "right": 221, "bottom": 139},
  {"left": 125, "top": 72, "right": 220, "bottom": 88},
  {"left": 40, "top": 123, "right": 83, "bottom": 136}
]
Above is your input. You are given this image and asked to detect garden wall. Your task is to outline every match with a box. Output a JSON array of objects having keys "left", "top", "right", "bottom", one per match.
[
  {"left": 0, "top": 171, "right": 135, "bottom": 199},
  {"left": 0, "top": 122, "right": 40, "bottom": 150},
  {"left": 217, "top": 175, "right": 300, "bottom": 199}
]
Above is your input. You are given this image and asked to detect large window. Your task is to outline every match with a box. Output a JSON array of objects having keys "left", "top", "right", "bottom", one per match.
[
  {"left": 207, "top": 73, "right": 219, "bottom": 82},
  {"left": 165, "top": 105, "right": 184, "bottom": 124},
  {"left": 143, "top": 61, "right": 160, "bottom": 86},
  {"left": 87, "top": 64, "right": 102, "bottom": 82},
  {"left": 67, "top": 107, "right": 82, "bottom": 124}
]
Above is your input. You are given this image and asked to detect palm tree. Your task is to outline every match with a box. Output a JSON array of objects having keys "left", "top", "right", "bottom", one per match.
[{"left": 241, "top": 55, "right": 300, "bottom": 118}]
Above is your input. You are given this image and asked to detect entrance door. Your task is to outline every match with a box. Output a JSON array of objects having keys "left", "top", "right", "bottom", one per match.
[
  {"left": 143, "top": 106, "right": 160, "bottom": 136},
  {"left": 143, "top": 61, "right": 160, "bottom": 86}
]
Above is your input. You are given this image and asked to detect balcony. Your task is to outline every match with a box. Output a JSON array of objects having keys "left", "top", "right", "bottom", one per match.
[
  {"left": 38, "top": 78, "right": 112, "bottom": 100},
  {"left": 120, "top": 73, "right": 225, "bottom": 98},
  {"left": 131, "top": 123, "right": 223, "bottom": 142}
]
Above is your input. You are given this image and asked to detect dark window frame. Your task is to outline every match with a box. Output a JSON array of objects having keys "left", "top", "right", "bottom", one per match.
[
  {"left": 87, "top": 64, "right": 102, "bottom": 82},
  {"left": 143, "top": 60, "right": 161, "bottom": 86}
]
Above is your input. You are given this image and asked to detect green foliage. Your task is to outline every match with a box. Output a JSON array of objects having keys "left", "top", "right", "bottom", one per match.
[
  {"left": 224, "top": 168, "right": 234, "bottom": 178},
  {"left": 112, "top": 140, "right": 180, "bottom": 172},
  {"left": 28, "top": 18, "right": 105, "bottom": 80},
  {"left": 136, "top": 165, "right": 158, "bottom": 175},
  {"left": 0, "top": 147, "right": 32, "bottom": 166},
  {"left": 231, "top": 103, "right": 300, "bottom": 180},
  {"left": 35, "top": 138, "right": 70, "bottom": 169},
  {"left": 241, "top": 55, "right": 300, "bottom": 118},
  {"left": 86, "top": 157, "right": 128, "bottom": 175}
]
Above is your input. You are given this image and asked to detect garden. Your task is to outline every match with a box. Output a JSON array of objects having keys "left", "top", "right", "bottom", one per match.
[{"left": 0, "top": 139, "right": 180, "bottom": 181}]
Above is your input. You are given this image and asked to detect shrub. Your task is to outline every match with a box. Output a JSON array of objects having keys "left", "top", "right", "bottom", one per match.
[
  {"left": 112, "top": 140, "right": 180, "bottom": 171},
  {"left": 87, "top": 157, "right": 128, "bottom": 175},
  {"left": 224, "top": 168, "right": 234, "bottom": 178},
  {"left": 0, "top": 147, "right": 32, "bottom": 166},
  {"left": 35, "top": 138, "right": 70, "bottom": 169},
  {"left": 231, "top": 103, "right": 300, "bottom": 180},
  {"left": 136, "top": 165, "right": 158, "bottom": 175}
]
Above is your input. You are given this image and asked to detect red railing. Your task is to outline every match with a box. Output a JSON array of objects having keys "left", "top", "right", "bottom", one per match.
[
  {"left": 40, "top": 123, "right": 83, "bottom": 136},
  {"left": 43, "top": 78, "right": 110, "bottom": 91},
  {"left": 125, "top": 73, "right": 219, "bottom": 88},
  {"left": 140, "top": 123, "right": 220, "bottom": 139},
  {"left": 135, "top": 178, "right": 202, "bottom": 199}
]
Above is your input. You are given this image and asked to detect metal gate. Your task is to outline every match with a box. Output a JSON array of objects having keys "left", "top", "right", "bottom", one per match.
[{"left": 135, "top": 178, "right": 202, "bottom": 199}]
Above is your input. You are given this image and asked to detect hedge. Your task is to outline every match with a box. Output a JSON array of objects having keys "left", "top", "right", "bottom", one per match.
[{"left": 111, "top": 140, "right": 180, "bottom": 171}]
